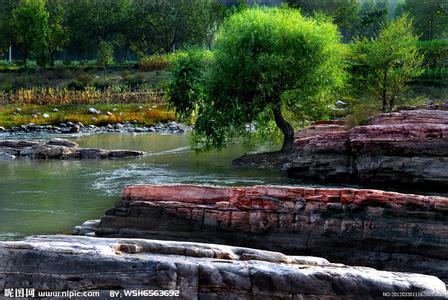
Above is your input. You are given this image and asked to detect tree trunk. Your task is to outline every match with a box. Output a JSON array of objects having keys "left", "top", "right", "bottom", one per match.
[{"left": 273, "top": 104, "right": 294, "bottom": 153}]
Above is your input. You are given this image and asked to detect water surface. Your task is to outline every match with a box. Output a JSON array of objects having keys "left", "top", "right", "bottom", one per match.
[{"left": 0, "top": 133, "right": 290, "bottom": 240}]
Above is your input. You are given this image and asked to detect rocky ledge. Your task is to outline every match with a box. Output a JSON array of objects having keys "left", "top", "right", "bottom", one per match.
[
  {"left": 95, "top": 184, "right": 448, "bottom": 283},
  {"left": 284, "top": 109, "right": 448, "bottom": 188},
  {"left": 0, "top": 235, "right": 446, "bottom": 299},
  {"left": 0, "top": 138, "right": 143, "bottom": 160}
]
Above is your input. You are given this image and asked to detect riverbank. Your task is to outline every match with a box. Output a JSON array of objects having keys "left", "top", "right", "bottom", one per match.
[{"left": 0, "top": 103, "right": 179, "bottom": 129}]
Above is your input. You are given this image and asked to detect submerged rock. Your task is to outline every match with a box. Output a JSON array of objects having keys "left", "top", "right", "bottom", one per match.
[
  {"left": 285, "top": 109, "right": 448, "bottom": 188},
  {"left": 0, "top": 152, "right": 15, "bottom": 160},
  {"left": 0, "top": 139, "right": 144, "bottom": 160},
  {"left": 0, "top": 235, "right": 445, "bottom": 298},
  {"left": 97, "top": 184, "right": 448, "bottom": 283}
]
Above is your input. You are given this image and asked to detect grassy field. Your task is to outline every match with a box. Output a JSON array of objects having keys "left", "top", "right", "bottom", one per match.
[{"left": 0, "top": 103, "right": 175, "bottom": 128}]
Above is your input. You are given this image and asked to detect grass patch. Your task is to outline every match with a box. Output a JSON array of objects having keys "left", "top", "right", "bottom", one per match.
[{"left": 0, "top": 103, "right": 175, "bottom": 128}]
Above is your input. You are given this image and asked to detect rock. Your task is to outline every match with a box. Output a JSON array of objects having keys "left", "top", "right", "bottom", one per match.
[
  {"left": 15, "top": 107, "right": 21, "bottom": 113},
  {"left": 69, "top": 125, "right": 80, "bottom": 133},
  {"left": 0, "top": 235, "right": 445, "bottom": 298},
  {"left": 108, "top": 150, "right": 145, "bottom": 158},
  {"left": 31, "top": 114, "right": 38, "bottom": 118},
  {"left": 97, "top": 184, "right": 448, "bottom": 283},
  {"left": 336, "top": 100, "right": 346, "bottom": 107},
  {"left": 114, "top": 123, "right": 123, "bottom": 129},
  {"left": 88, "top": 107, "right": 98, "bottom": 114},
  {"left": 112, "top": 107, "right": 118, "bottom": 112},
  {"left": 73, "top": 219, "right": 100, "bottom": 236},
  {"left": 52, "top": 108, "right": 59, "bottom": 112},
  {"left": 106, "top": 111, "right": 112, "bottom": 116},
  {"left": 0, "top": 139, "right": 144, "bottom": 160},
  {"left": 77, "top": 122, "right": 84, "bottom": 128},
  {"left": 66, "top": 121, "right": 75, "bottom": 127},
  {"left": 0, "top": 152, "right": 15, "bottom": 160},
  {"left": 106, "top": 123, "right": 113, "bottom": 129},
  {"left": 286, "top": 109, "right": 448, "bottom": 189},
  {"left": 42, "top": 113, "right": 50, "bottom": 118},
  {"left": 47, "top": 138, "right": 78, "bottom": 148},
  {"left": 91, "top": 117, "right": 97, "bottom": 122}
]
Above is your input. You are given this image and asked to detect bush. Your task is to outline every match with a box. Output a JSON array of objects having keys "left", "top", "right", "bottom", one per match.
[
  {"left": 67, "top": 73, "right": 94, "bottom": 90},
  {"left": 0, "top": 83, "right": 13, "bottom": 93},
  {"left": 97, "top": 41, "right": 114, "bottom": 69},
  {"left": 138, "top": 54, "right": 171, "bottom": 71}
]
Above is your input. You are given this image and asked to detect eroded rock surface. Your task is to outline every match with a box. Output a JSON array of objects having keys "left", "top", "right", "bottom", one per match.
[
  {"left": 0, "top": 138, "right": 144, "bottom": 159},
  {"left": 96, "top": 184, "right": 448, "bottom": 282},
  {"left": 0, "top": 235, "right": 445, "bottom": 299},
  {"left": 285, "top": 109, "right": 448, "bottom": 188}
]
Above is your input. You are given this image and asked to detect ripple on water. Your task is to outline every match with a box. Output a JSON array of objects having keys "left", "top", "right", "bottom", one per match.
[
  {"left": 91, "top": 163, "right": 268, "bottom": 196},
  {"left": 0, "top": 232, "right": 25, "bottom": 241}
]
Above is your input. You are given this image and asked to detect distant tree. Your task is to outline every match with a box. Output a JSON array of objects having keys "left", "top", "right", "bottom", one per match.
[
  {"left": 169, "top": 8, "right": 347, "bottom": 152},
  {"left": 97, "top": 41, "right": 114, "bottom": 69},
  {"left": 46, "top": 0, "right": 68, "bottom": 66},
  {"left": 64, "top": 0, "right": 131, "bottom": 59},
  {"left": 287, "top": 0, "right": 359, "bottom": 40},
  {"left": 355, "top": 0, "right": 389, "bottom": 38},
  {"left": 352, "top": 15, "right": 424, "bottom": 113},
  {"left": 126, "top": 0, "right": 229, "bottom": 56},
  {"left": 12, "top": 0, "right": 49, "bottom": 67},
  {"left": 0, "top": 0, "right": 17, "bottom": 56},
  {"left": 402, "top": 0, "right": 448, "bottom": 40}
]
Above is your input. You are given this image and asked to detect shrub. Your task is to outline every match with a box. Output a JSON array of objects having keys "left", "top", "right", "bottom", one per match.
[
  {"left": 138, "top": 55, "right": 171, "bottom": 71},
  {"left": 97, "top": 41, "right": 114, "bottom": 69},
  {"left": 352, "top": 15, "right": 424, "bottom": 113},
  {"left": 67, "top": 73, "right": 94, "bottom": 90}
]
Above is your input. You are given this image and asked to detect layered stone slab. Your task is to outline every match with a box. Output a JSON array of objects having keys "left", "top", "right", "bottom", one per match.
[
  {"left": 96, "top": 184, "right": 448, "bottom": 283},
  {"left": 285, "top": 109, "right": 448, "bottom": 188},
  {"left": 0, "top": 235, "right": 445, "bottom": 299}
]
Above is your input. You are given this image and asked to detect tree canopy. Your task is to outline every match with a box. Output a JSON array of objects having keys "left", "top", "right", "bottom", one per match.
[
  {"left": 352, "top": 15, "right": 424, "bottom": 113},
  {"left": 169, "top": 7, "right": 347, "bottom": 152}
]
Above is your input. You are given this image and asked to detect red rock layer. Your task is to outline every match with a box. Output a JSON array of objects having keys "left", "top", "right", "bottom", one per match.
[
  {"left": 286, "top": 109, "right": 448, "bottom": 187},
  {"left": 97, "top": 184, "right": 448, "bottom": 282}
]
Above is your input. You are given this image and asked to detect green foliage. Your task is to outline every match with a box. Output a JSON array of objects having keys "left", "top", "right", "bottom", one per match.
[
  {"left": 97, "top": 41, "right": 114, "bottom": 69},
  {"left": 402, "top": 0, "right": 448, "bottom": 40},
  {"left": 167, "top": 49, "right": 212, "bottom": 121},
  {"left": 415, "top": 39, "right": 448, "bottom": 68},
  {"left": 139, "top": 54, "right": 171, "bottom": 72},
  {"left": 352, "top": 15, "right": 424, "bottom": 113},
  {"left": 170, "top": 8, "right": 347, "bottom": 152},
  {"left": 356, "top": 0, "right": 389, "bottom": 38},
  {"left": 12, "top": 0, "right": 49, "bottom": 67},
  {"left": 0, "top": 0, "right": 17, "bottom": 55},
  {"left": 287, "top": 0, "right": 359, "bottom": 39},
  {"left": 46, "top": 0, "right": 68, "bottom": 66}
]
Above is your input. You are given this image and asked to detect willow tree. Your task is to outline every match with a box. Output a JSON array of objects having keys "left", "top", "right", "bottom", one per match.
[{"left": 169, "top": 8, "right": 346, "bottom": 152}]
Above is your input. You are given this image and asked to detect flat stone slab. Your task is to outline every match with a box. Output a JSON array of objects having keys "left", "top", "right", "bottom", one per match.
[
  {"left": 0, "top": 138, "right": 144, "bottom": 160},
  {"left": 0, "top": 235, "right": 446, "bottom": 299}
]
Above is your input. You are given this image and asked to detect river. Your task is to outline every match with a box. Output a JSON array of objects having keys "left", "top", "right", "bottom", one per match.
[{"left": 0, "top": 133, "right": 296, "bottom": 240}]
